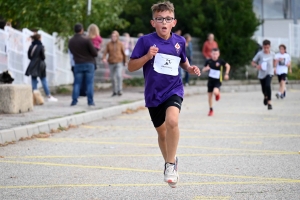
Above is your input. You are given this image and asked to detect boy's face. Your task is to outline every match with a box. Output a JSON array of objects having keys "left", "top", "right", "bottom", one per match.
[
  {"left": 263, "top": 44, "right": 270, "bottom": 53},
  {"left": 211, "top": 51, "right": 220, "bottom": 60},
  {"left": 151, "top": 11, "right": 177, "bottom": 39}
]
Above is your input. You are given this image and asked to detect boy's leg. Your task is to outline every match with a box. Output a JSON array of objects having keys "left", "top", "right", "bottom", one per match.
[
  {"left": 155, "top": 123, "right": 167, "bottom": 161},
  {"left": 165, "top": 106, "right": 180, "bottom": 164},
  {"left": 208, "top": 93, "right": 213, "bottom": 108},
  {"left": 260, "top": 78, "right": 267, "bottom": 105},
  {"left": 280, "top": 74, "right": 286, "bottom": 97},
  {"left": 265, "top": 75, "right": 272, "bottom": 105}
]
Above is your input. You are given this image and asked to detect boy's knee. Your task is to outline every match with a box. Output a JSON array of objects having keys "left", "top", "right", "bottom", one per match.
[{"left": 166, "top": 117, "right": 178, "bottom": 129}]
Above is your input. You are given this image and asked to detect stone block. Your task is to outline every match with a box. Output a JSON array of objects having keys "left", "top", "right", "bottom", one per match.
[
  {"left": 0, "top": 85, "right": 33, "bottom": 114},
  {"left": 26, "top": 125, "right": 39, "bottom": 137},
  {"left": 38, "top": 122, "right": 50, "bottom": 133},
  {"left": 13, "top": 127, "right": 29, "bottom": 140},
  {"left": 0, "top": 129, "right": 16, "bottom": 144}
]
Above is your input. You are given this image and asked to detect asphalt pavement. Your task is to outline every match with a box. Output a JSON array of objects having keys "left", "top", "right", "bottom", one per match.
[{"left": 0, "top": 89, "right": 300, "bottom": 200}]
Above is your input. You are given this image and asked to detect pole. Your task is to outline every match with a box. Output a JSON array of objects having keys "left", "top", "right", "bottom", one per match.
[
  {"left": 261, "top": 0, "right": 264, "bottom": 37},
  {"left": 87, "top": 0, "right": 92, "bottom": 16},
  {"left": 292, "top": 0, "right": 297, "bottom": 24}
]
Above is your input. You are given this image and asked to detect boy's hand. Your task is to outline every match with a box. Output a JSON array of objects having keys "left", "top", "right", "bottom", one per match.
[
  {"left": 188, "top": 65, "right": 201, "bottom": 76},
  {"left": 224, "top": 74, "right": 229, "bottom": 80},
  {"left": 256, "top": 65, "right": 261, "bottom": 70},
  {"left": 146, "top": 46, "right": 159, "bottom": 60},
  {"left": 202, "top": 66, "right": 210, "bottom": 73},
  {"left": 289, "top": 68, "right": 292, "bottom": 73}
]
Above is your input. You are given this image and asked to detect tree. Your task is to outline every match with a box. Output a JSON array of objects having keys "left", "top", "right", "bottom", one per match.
[
  {"left": 119, "top": 0, "right": 261, "bottom": 73},
  {"left": 0, "top": 0, "right": 129, "bottom": 37}
]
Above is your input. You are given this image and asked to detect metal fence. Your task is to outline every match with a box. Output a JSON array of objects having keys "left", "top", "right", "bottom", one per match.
[{"left": 0, "top": 26, "right": 73, "bottom": 87}]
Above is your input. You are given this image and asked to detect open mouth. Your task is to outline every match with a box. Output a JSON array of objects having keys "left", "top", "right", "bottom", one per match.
[{"left": 162, "top": 27, "right": 167, "bottom": 31}]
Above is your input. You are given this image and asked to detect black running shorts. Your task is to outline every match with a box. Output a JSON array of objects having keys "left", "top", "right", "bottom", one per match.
[
  {"left": 148, "top": 95, "right": 183, "bottom": 128},
  {"left": 277, "top": 73, "right": 287, "bottom": 82},
  {"left": 207, "top": 78, "right": 222, "bottom": 93}
]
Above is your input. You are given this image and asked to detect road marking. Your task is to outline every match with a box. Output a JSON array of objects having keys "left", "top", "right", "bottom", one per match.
[
  {"left": 0, "top": 180, "right": 295, "bottom": 189},
  {"left": 0, "top": 160, "right": 299, "bottom": 183},
  {"left": 37, "top": 139, "right": 298, "bottom": 154},
  {"left": 4, "top": 151, "right": 299, "bottom": 159},
  {"left": 81, "top": 125, "right": 300, "bottom": 137},
  {"left": 240, "top": 141, "right": 262, "bottom": 145},
  {"left": 193, "top": 196, "right": 230, "bottom": 200}
]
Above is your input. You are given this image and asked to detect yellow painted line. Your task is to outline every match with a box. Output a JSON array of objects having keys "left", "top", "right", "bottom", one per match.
[
  {"left": 0, "top": 160, "right": 299, "bottom": 183},
  {"left": 194, "top": 196, "right": 230, "bottom": 200},
  {"left": 4, "top": 152, "right": 298, "bottom": 159},
  {"left": 240, "top": 141, "right": 262, "bottom": 145},
  {"left": 0, "top": 180, "right": 296, "bottom": 189},
  {"left": 81, "top": 125, "right": 300, "bottom": 137},
  {"left": 37, "top": 139, "right": 297, "bottom": 154},
  {"left": 263, "top": 118, "right": 278, "bottom": 121}
]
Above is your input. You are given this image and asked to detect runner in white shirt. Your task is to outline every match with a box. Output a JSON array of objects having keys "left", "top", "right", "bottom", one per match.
[{"left": 274, "top": 44, "right": 292, "bottom": 99}]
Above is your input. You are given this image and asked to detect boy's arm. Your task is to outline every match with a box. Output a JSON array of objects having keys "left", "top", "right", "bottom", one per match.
[
  {"left": 128, "top": 46, "right": 158, "bottom": 72},
  {"left": 251, "top": 52, "right": 261, "bottom": 70},
  {"left": 202, "top": 65, "right": 210, "bottom": 72},
  {"left": 224, "top": 63, "right": 230, "bottom": 80},
  {"left": 180, "top": 60, "right": 201, "bottom": 76}
]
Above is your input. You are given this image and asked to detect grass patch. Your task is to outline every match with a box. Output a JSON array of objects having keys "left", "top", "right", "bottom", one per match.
[
  {"left": 73, "top": 111, "right": 86, "bottom": 115},
  {"left": 56, "top": 86, "right": 72, "bottom": 94},
  {"left": 119, "top": 100, "right": 134, "bottom": 105},
  {"left": 123, "top": 78, "right": 144, "bottom": 87}
]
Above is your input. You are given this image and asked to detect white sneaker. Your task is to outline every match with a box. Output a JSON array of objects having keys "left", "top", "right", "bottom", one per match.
[
  {"left": 47, "top": 96, "right": 58, "bottom": 102},
  {"left": 164, "top": 157, "right": 179, "bottom": 188}
]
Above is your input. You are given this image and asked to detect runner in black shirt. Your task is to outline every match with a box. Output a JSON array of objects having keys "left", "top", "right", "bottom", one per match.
[{"left": 202, "top": 48, "right": 230, "bottom": 116}]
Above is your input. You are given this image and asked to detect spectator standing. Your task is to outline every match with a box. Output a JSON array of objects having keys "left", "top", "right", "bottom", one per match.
[
  {"left": 69, "top": 23, "right": 98, "bottom": 106},
  {"left": 25, "top": 34, "right": 57, "bottom": 102},
  {"left": 183, "top": 33, "right": 193, "bottom": 86},
  {"left": 68, "top": 50, "right": 86, "bottom": 96},
  {"left": 102, "top": 30, "right": 126, "bottom": 96},
  {"left": 202, "top": 33, "right": 218, "bottom": 60}
]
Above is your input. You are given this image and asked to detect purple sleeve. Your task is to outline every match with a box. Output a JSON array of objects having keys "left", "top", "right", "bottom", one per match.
[
  {"left": 180, "top": 39, "right": 187, "bottom": 63},
  {"left": 130, "top": 37, "right": 146, "bottom": 59}
]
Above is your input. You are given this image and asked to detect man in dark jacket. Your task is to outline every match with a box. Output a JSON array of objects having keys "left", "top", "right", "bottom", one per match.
[{"left": 69, "top": 23, "right": 98, "bottom": 106}]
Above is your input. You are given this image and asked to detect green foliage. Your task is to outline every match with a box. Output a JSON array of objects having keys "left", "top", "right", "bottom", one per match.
[
  {"left": 123, "top": 77, "right": 144, "bottom": 87},
  {"left": 119, "top": 0, "right": 260, "bottom": 71},
  {"left": 288, "top": 60, "right": 300, "bottom": 80},
  {"left": 0, "top": 0, "right": 129, "bottom": 37}
]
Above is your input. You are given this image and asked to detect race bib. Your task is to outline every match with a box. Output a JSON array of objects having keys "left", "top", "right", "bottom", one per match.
[
  {"left": 209, "top": 69, "right": 220, "bottom": 79},
  {"left": 261, "top": 62, "right": 267, "bottom": 71},
  {"left": 153, "top": 53, "right": 181, "bottom": 76}
]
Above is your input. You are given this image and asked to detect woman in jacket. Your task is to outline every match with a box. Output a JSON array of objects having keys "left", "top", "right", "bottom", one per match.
[{"left": 26, "top": 34, "right": 57, "bottom": 102}]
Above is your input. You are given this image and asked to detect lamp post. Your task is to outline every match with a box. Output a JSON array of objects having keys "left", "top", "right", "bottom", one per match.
[{"left": 87, "top": 0, "right": 92, "bottom": 16}]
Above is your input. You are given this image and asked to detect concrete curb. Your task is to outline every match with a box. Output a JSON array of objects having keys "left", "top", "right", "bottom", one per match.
[
  {"left": 0, "top": 100, "right": 145, "bottom": 145},
  {"left": 1, "top": 83, "right": 299, "bottom": 145}
]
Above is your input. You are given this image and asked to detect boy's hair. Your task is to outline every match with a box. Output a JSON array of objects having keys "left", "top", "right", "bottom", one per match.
[
  {"left": 262, "top": 40, "right": 271, "bottom": 46},
  {"left": 279, "top": 44, "right": 286, "bottom": 50},
  {"left": 151, "top": 1, "right": 175, "bottom": 16},
  {"left": 87, "top": 24, "right": 100, "bottom": 39},
  {"left": 211, "top": 48, "right": 219, "bottom": 52}
]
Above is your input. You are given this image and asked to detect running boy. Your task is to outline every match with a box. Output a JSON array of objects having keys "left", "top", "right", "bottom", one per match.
[
  {"left": 202, "top": 48, "right": 230, "bottom": 116},
  {"left": 128, "top": 1, "right": 200, "bottom": 188},
  {"left": 252, "top": 40, "right": 275, "bottom": 110},
  {"left": 274, "top": 44, "right": 291, "bottom": 99}
]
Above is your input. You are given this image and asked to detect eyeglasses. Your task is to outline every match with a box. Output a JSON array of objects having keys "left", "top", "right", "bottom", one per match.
[{"left": 153, "top": 17, "right": 174, "bottom": 23}]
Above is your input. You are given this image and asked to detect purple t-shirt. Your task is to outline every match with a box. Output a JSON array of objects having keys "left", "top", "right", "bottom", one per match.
[{"left": 130, "top": 32, "right": 187, "bottom": 107}]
